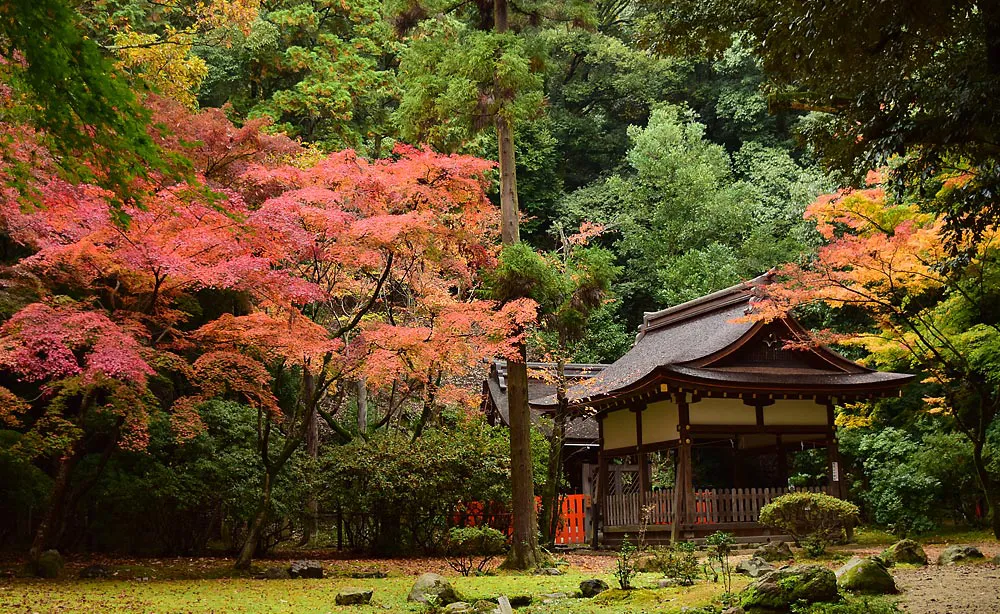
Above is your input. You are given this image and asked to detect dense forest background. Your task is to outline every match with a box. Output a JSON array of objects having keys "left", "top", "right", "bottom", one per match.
[{"left": 2, "top": 0, "right": 999, "bottom": 562}]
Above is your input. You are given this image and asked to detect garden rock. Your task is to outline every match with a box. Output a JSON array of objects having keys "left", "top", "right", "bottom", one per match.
[
  {"left": 480, "top": 602, "right": 505, "bottom": 614},
  {"left": 288, "top": 560, "right": 324, "bottom": 579},
  {"left": 495, "top": 596, "right": 513, "bottom": 614},
  {"left": 257, "top": 567, "right": 290, "bottom": 580},
  {"left": 722, "top": 608, "right": 746, "bottom": 614},
  {"left": 835, "top": 557, "right": 897, "bottom": 594},
  {"left": 580, "top": 578, "right": 610, "bottom": 597},
  {"left": 937, "top": 545, "right": 985, "bottom": 565},
  {"left": 507, "top": 595, "right": 532, "bottom": 608},
  {"left": 407, "top": 572, "right": 461, "bottom": 605},
  {"left": 335, "top": 588, "right": 373, "bottom": 606},
  {"left": 443, "top": 603, "right": 473, "bottom": 613},
  {"left": 657, "top": 578, "right": 680, "bottom": 588},
  {"left": 78, "top": 564, "right": 113, "bottom": 579},
  {"left": 752, "top": 541, "right": 793, "bottom": 562},
  {"left": 880, "top": 539, "right": 928, "bottom": 566},
  {"left": 541, "top": 592, "right": 570, "bottom": 602},
  {"left": 534, "top": 567, "right": 564, "bottom": 575},
  {"left": 35, "top": 550, "right": 64, "bottom": 578},
  {"left": 735, "top": 557, "right": 775, "bottom": 578},
  {"left": 740, "top": 564, "right": 838, "bottom": 610}
]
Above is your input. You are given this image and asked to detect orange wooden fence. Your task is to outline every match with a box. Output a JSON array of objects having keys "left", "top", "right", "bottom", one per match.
[
  {"left": 554, "top": 494, "right": 591, "bottom": 545},
  {"left": 452, "top": 495, "right": 592, "bottom": 545}
]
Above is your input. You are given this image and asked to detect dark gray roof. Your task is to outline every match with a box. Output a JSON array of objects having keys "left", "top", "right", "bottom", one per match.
[
  {"left": 484, "top": 361, "right": 608, "bottom": 442},
  {"left": 531, "top": 273, "right": 914, "bottom": 408}
]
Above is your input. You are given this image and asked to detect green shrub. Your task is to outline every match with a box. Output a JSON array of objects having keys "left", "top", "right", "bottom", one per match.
[
  {"left": 615, "top": 537, "right": 638, "bottom": 589},
  {"left": 444, "top": 526, "right": 508, "bottom": 576},
  {"left": 645, "top": 541, "right": 700, "bottom": 585},
  {"left": 704, "top": 531, "right": 736, "bottom": 595},
  {"left": 758, "top": 492, "right": 859, "bottom": 553}
]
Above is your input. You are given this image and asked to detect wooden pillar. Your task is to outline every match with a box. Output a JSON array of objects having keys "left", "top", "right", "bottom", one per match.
[
  {"left": 825, "top": 401, "right": 843, "bottom": 498},
  {"left": 594, "top": 415, "right": 607, "bottom": 548},
  {"left": 635, "top": 407, "right": 648, "bottom": 509},
  {"left": 678, "top": 396, "right": 693, "bottom": 528},
  {"left": 776, "top": 434, "right": 788, "bottom": 488},
  {"left": 826, "top": 434, "right": 842, "bottom": 498}
]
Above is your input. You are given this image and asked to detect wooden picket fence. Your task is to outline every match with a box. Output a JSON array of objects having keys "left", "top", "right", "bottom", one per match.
[
  {"left": 605, "top": 486, "right": 825, "bottom": 528},
  {"left": 453, "top": 494, "right": 593, "bottom": 545},
  {"left": 553, "top": 494, "right": 590, "bottom": 545}
]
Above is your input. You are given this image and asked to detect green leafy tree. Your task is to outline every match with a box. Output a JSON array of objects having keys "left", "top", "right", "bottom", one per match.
[{"left": 637, "top": 0, "right": 1000, "bottom": 244}]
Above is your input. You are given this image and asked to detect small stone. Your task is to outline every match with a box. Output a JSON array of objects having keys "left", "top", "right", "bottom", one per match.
[
  {"left": 937, "top": 545, "right": 985, "bottom": 565},
  {"left": 288, "top": 560, "right": 324, "bottom": 579},
  {"left": 495, "top": 596, "right": 513, "bottom": 614},
  {"left": 443, "top": 602, "right": 473, "bottom": 613},
  {"left": 836, "top": 557, "right": 897, "bottom": 594},
  {"left": 335, "top": 588, "right": 373, "bottom": 606},
  {"left": 722, "top": 607, "right": 746, "bottom": 614},
  {"left": 78, "top": 564, "right": 114, "bottom": 579},
  {"left": 407, "top": 572, "right": 462, "bottom": 605},
  {"left": 752, "top": 541, "right": 793, "bottom": 562},
  {"left": 657, "top": 578, "right": 680, "bottom": 588},
  {"left": 540, "top": 592, "right": 569, "bottom": 601},
  {"left": 534, "top": 567, "right": 564, "bottom": 575},
  {"left": 880, "top": 539, "right": 928, "bottom": 566},
  {"left": 256, "top": 567, "right": 290, "bottom": 580},
  {"left": 347, "top": 568, "right": 387, "bottom": 579},
  {"left": 735, "top": 556, "right": 776, "bottom": 578},
  {"left": 580, "top": 578, "right": 609, "bottom": 598},
  {"left": 473, "top": 599, "right": 502, "bottom": 614}
]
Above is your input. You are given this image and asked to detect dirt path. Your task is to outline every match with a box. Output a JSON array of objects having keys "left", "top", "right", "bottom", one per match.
[{"left": 896, "top": 562, "right": 1000, "bottom": 614}]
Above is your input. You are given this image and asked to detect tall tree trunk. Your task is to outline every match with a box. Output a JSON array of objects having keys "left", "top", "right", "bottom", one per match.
[
  {"left": 540, "top": 359, "right": 568, "bottom": 546},
  {"left": 493, "top": 0, "right": 542, "bottom": 570},
  {"left": 235, "top": 470, "right": 273, "bottom": 569},
  {"left": 971, "top": 437, "right": 1000, "bottom": 539},
  {"left": 502, "top": 347, "right": 543, "bottom": 569},
  {"left": 357, "top": 378, "right": 368, "bottom": 434},
  {"left": 28, "top": 449, "right": 80, "bottom": 569},
  {"left": 298, "top": 408, "right": 319, "bottom": 547}
]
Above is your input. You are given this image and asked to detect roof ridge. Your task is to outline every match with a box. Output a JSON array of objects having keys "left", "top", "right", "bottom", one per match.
[{"left": 637, "top": 272, "right": 772, "bottom": 340}]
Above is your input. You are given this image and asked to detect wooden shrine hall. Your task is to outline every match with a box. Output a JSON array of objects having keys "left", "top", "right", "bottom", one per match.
[{"left": 531, "top": 274, "right": 913, "bottom": 544}]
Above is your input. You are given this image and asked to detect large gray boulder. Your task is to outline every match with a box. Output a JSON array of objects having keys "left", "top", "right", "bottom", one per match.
[
  {"left": 579, "top": 578, "right": 609, "bottom": 598},
  {"left": 740, "top": 565, "right": 838, "bottom": 610},
  {"left": 288, "top": 560, "right": 324, "bottom": 579},
  {"left": 937, "top": 544, "right": 985, "bottom": 565},
  {"left": 34, "top": 550, "right": 64, "bottom": 578},
  {"left": 408, "top": 573, "right": 462, "bottom": 605},
  {"left": 836, "top": 557, "right": 897, "bottom": 594},
  {"left": 753, "top": 541, "right": 794, "bottom": 562},
  {"left": 335, "top": 588, "right": 373, "bottom": 605},
  {"left": 736, "top": 557, "right": 776, "bottom": 578},
  {"left": 880, "top": 539, "right": 928, "bottom": 566}
]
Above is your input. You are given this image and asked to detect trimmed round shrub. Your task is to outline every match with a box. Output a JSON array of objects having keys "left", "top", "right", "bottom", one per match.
[
  {"left": 758, "top": 492, "right": 859, "bottom": 550},
  {"left": 444, "top": 526, "right": 508, "bottom": 576}
]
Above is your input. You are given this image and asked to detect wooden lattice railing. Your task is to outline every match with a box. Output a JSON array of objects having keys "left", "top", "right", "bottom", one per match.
[{"left": 604, "top": 486, "right": 826, "bottom": 528}]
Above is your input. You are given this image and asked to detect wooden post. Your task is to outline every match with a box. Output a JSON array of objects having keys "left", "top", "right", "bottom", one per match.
[
  {"left": 776, "top": 434, "right": 788, "bottom": 488},
  {"left": 825, "top": 401, "right": 843, "bottom": 498},
  {"left": 635, "top": 407, "right": 648, "bottom": 511},
  {"left": 675, "top": 395, "right": 693, "bottom": 532},
  {"left": 827, "top": 435, "right": 842, "bottom": 498}
]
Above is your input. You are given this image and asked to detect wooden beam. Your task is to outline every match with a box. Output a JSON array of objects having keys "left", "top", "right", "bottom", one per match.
[{"left": 687, "top": 424, "right": 830, "bottom": 435}]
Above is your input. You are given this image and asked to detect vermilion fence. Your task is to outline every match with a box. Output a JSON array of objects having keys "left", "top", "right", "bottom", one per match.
[{"left": 452, "top": 495, "right": 592, "bottom": 545}]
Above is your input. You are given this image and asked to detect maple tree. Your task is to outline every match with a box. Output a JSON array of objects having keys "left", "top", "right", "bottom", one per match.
[
  {"left": 0, "top": 90, "right": 531, "bottom": 569},
  {"left": 753, "top": 175, "right": 1000, "bottom": 538}
]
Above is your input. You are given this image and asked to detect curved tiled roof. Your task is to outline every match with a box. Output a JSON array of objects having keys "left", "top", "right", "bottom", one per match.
[{"left": 531, "top": 274, "right": 914, "bottom": 409}]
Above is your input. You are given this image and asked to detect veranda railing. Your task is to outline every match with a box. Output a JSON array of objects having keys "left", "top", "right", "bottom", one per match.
[{"left": 604, "top": 486, "right": 825, "bottom": 527}]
